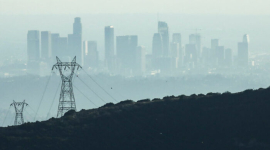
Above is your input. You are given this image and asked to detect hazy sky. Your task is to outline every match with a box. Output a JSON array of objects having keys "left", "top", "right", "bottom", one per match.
[{"left": 1, "top": 0, "right": 270, "bottom": 15}]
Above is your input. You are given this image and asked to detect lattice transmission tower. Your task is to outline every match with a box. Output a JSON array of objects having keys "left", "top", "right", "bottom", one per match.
[
  {"left": 52, "top": 56, "right": 82, "bottom": 117},
  {"left": 10, "top": 100, "right": 28, "bottom": 125}
]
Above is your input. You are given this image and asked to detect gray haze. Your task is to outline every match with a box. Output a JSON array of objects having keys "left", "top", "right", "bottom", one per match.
[{"left": 1, "top": 1, "right": 270, "bottom": 126}]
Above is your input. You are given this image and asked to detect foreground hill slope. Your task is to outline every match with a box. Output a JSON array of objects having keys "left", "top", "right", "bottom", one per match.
[{"left": 1, "top": 88, "right": 270, "bottom": 150}]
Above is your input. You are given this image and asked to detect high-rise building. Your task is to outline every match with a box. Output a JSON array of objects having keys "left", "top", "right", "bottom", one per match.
[
  {"left": 184, "top": 44, "right": 197, "bottom": 65},
  {"left": 216, "top": 46, "right": 224, "bottom": 66},
  {"left": 172, "top": 33, "right": 181, "bottom": 44},
  {"left": 27, "top": 30, "right": 40, "bottom": 61},
  {"left": 104, "top": 26, "right": 115, "bottom": 71},
  {"left": 69, "top": 17, "right": 82, "bottom": 65},
  {"left": 152, "top": 33, "right": 163, "bottom": 58},
  {"left": 158, "top": 21, "right": 169, "bottom": 57},
  {"left": 41, "top": 31, "right": 51, "bottom": 60},
  {"left": 58, "top": 37, "right": 68, "bottom": 58},
  {"left": 84, "top": 41, "right": 99, "bottom": 69},
  {"left": 189, "top": 34, "right": 201, "bottom": 60},
  {"left": 211, "top": 39, "right": 219, "bottom": 50},
  {"left": 225, "top": 48, "right": 232, "bottom": 66},
  {"left": 27, "top": 30, "right": 40, "bottom": 74},
  {"left": 238, "top": 34, "right": 249, "bottom": 66},
  {"left": 210, "top": 39, "right": 220, "bottom": 65},
  {"left": 170, "top": 42, "right": 179, "bottom": 58},
  {"left": 51, "top": 33, "right": 60, "bottom": 59},
  {"left": 243, "top": 34, "right": 250, "bottom": 43},
  {"left": 135, "top": 46, "right": 146, "bottom": 75},
  {"left": 116, "top": 35, "right": 138, "bottom": 71}
]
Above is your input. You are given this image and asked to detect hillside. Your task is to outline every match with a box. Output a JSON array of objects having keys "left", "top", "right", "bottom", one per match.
[{"left": 1, "top": 88, "right": 270, "bottom": 150}]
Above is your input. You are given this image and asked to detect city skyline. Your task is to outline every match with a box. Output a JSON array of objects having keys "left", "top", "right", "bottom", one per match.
[{"left": 25, "top": 17, "right": 250, "bottom": 77}]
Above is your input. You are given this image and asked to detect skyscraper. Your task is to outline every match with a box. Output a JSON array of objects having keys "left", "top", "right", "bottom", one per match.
[
  {"left": 27, "top": 30, "right": 40, "bottom": 62},
  {"left": 51, "top": 33, "right": 60, "bottom": 59},
  {"left": 84, "top": 41, "right": 99, "bottom": 69},
  {"left": 158, "top": 21, "right": 169, "bottom": 57},
  {"left": 152, "top": 33, "right": 163, "bottom": 58},
  {"left": 105, "top": 26, "right": 115, "bottom": 71},
  {"left": 189, "top": 34, "right": 201, "bottom": 61},
  {"left": 184, "top": 44, "right": 197, "bottom": 65},
  {"left": 224, "top": 48, "right": 232, "bottom": 66},
  {"left": 135, "top": 46, "right": 146, "bottom": 75},
  {"left": 116, "top": 35, "right": 138, "bottom": 71},
  {"left": 172, "top": 33, "right": 181, "bottom": 45},
  {"left": 216, "top": 46, "right": 224, "bottom": 66},
  {"left": 58, "top": 37, "right": 68, "bottom": 58},
  {"left": 41, "top": 31, "right": 51, "bottom": 60},
  {"left": 238, "top": 35, "right": 249, "bottom": 66},
  {"left": 69, "top": 17, "right": 82, "bottom": 65}
]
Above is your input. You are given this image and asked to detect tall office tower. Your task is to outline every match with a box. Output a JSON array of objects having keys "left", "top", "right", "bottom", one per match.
[
  {"left": 58, "top": 37, "right": 68, "bottom": 59},
  {"left": 216, "top": 46, "right": 225, "bottom": 66},
  {"left": 116, "top": 35, "right": 138, "bottom": 71},
  {"left": 211, "top": 39, "right": 219, "bottom": 50},
  {"left": 51, "top": 33, "right": 59, "bottom": 58},
  {"left": 27, "top": 30, "right": 40, "bottom": 61},
  {"left": 170, "top": 42, "right": 179, "bottom": 58},
  {"left": 152, "top": 33, "right": 163, "bottom": 58},
  {"left": 184, "top": 44, "right": 197, "bottom": 66},
  {"left": 202, "top": 47, "right": 210, "bottom": 65},
  {"left": 189, "top": 34, "right": 201, "bottom": 60},
  {"left": 69, "top": 17, "right": 82, "bottom": 65},
  {"left": 41, "top": 31, "right": 51, "bottom": 60},
  {"left": 238, "top": 34, "right": 249, "bottom": 66},
  {"left": 172, "top": 33, "right": 181, "bottom": 44},
  {"left": 158, "top": 21, "right": 169, "bottom": 57},
  {"left": 210, "top": 39, "right": 219, "bottom": 65},
  {"left": 27, "top": 30, "right": 40, "bottom": 74},
  {"left": 135, "top": 46, "right": 146, "bottom": 75},
  {"left": 104, "top": 26, "right": 115, "bottom": 71},
  {"left": 224, "top": 48, "right": 232, "bottom": 66},
  {"left": 172, "top": 33, "right": 182, "bottom": 63},
  {"left": 84, "top": 41, "right": 99, "bottom": 69},
  {"left": 170, "top": 42, "right": 180, "bottom": 69},
  {"left": 243, "top": 34, "right": 250, "bottom": 43}
]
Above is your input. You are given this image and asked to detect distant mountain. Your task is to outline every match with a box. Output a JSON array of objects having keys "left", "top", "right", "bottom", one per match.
[{"left": 1, "top": 87, "right": 270, "bottom": 150}]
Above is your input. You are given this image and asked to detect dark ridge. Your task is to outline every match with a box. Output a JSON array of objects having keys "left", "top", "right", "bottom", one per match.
[{"left": 1, "top": 87, "right": 270, "bottom": 150}]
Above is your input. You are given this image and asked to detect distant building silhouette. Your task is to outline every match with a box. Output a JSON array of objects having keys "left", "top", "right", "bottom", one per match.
[
  {"left": 185, "top": 44, "right": 197, "bottom": 66},
  {"left": 68, "top": 17, "right": 82, "bottom": 65},
  {"left": 41, "top": 31, "right": 51, "bottom": 60},
  {"left": 238, "top": 35, "right": 249, "bottom": 66},
  {"left": 172, "top": 33, "right": 181, "bottom": 44},
  {"left": 116, "top": 35, "right": 138, "bottom": 73},
  {"left": 224, "top": 48, "right": 232, "bottom": 66},
  {"left": 104, "top": 26, "right": 115, "bottom": 72},
  {"left": 84, "top": 41, "right": 99, "bottom": 69},
  {"left": 211, "top": 39, "right": 220, "bottom": 65},
  {"left": 51, "top": 33, "right": 60, "bottom": 59},
  {"left": 27, "top": 30, "right": 40, "bottom": 62},
  {"left": 158, "top": 21, "right": 169, "bottom": 57},
  {"left": 189, "top": 34, "right": 201, "bottom": 63},
  {"left": 152, "top": 33, "right": 163, "bottom": 58},
  {"left": 58, "top": 37, "right": 68, "bottom": 59},
  {"left": 135, "top": 46, "right": 146, "bottom": 75},
  {"left": 216, "top": 46, "right": 224, "bottom": 66}
]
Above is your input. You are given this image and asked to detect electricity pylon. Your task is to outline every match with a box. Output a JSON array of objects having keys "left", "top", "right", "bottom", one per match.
[
  {"left": 52, "top": 56, "right": 82, "bottom": 117},
  {"left": 10, "top": 100, "right": 28, "bottom": 125}
]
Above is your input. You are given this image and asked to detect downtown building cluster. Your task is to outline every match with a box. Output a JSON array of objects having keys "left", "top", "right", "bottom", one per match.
[{"left": 27, "top": 17, "right": 249, "bottom": 76}]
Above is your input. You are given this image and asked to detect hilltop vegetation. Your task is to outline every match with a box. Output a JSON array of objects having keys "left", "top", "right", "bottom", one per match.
[{"left": 1, "top": 87, "right": 270, "bottom": 150}]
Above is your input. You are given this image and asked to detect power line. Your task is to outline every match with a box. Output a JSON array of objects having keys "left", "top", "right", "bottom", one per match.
[
  {"left": 2, "top": 106, "right": 11, "bottom": 126},
  {"left": 34, "top": 73, "right": 52, "bottom": 121},
  {"left": 46, "top": 80, "right": 61, "bottom": 119}
]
